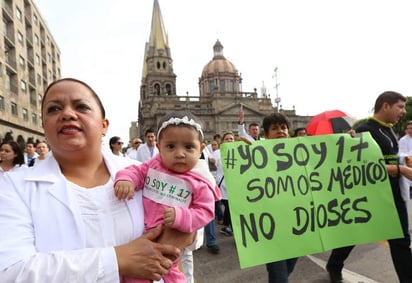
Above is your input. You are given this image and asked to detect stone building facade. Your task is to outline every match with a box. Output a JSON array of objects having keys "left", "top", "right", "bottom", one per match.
[
  {"left": 133, "top": 0, "right": 311, "bottom": 142},
  {"left": 0, "top": 0, "right": 61, "bottom": 144}
]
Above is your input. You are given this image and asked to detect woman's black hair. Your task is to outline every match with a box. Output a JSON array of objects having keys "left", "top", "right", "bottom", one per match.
[
  {"left": 41, "top": 78, "right": 106, "bottom": 118},
  {"left": 0, "top": 141, "right": 25, "bottom": 166},
  {"left": 109, "top": 136, "right": 122, "bottom": 152}
]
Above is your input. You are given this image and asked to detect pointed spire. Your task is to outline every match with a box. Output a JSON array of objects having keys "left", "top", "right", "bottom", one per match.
[
  {"left": 261, "top": 81, "right": 267, "bottom": 97},
  {"left": 149, "top": 0, "right": 169, "bottom": 53},
  {"left": 142, "top": 0, "right": 171, "bottom": 79}
]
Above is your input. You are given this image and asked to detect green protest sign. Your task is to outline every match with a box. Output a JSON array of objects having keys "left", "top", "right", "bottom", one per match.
[{"left": 220, "top": 133, "right": 403, "bottom": 269}]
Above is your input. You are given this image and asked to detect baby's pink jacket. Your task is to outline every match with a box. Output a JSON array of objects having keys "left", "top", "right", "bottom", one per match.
[{"left": 115, "top": 155, "right": 221, "bottom": 232}]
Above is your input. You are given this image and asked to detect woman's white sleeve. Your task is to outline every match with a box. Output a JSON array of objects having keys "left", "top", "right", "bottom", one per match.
[
  {"left": 1, "top": 248, "right": 119, "bottom": 283},
  {"left": 0, "top": 178, "right": 120, "bottom": 283},
  {"left": 237, "top": 123, "right": 254, "bottom": 142}
]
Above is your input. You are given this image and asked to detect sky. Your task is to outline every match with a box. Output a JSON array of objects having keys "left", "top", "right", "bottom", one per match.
[{"left": 33, "top": 0, "right": 412, "bottom": 143}]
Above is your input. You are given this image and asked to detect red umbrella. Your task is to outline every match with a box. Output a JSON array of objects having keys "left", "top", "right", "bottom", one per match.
[{"left": 306, "top": 110, "right": 356, "bottom": 135}]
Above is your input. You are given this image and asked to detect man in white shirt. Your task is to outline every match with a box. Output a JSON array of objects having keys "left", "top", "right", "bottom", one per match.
[
  {"left": 126, "top": 138, "right": 143, "bottom": 160},
  {"left": 24, "top": 141, "right": 39, "bottom": 167},
  {"left": 399, "top": 120, "right": 412, "bottom": 202},
  {"left": 399, "top": 121, "right": 412, "bottom": 155},
  {"left": 136, "top": 129, "right": 158, "bottom": 162},
  {"left": 238, "top": 109, "right": 261, "bottom": 142}
]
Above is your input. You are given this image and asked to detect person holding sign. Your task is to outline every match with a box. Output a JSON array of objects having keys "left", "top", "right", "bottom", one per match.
[
  {"left": 326, "top": 91, "right": 412, "bottom": 283},
  {"left": 258, "top": 112, "right": 299, "bottom": 283},
  {"left": 114, "top": 111, "right": 221, "bottom": 283},
  {"left": 237, "top": 111, "right": 297, "bottom": 282}
]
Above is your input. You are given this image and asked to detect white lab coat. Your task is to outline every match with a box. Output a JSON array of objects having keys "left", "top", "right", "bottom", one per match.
[
  {"left": 237, "top": 123, "right": 254, "bottom": 142},
  {"left": 398, "top": 152, "right": 411, "bottom": 205},
  {"left": 0, "top": 149, "right": 144, "bottom": 283},
  {"left": 136, "top": 143, "right": 159, "bottom": 162}
]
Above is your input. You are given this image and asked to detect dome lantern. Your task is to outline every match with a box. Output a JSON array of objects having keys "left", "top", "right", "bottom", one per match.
[{"left": 213, "top": 39, "right": 225, "bottom": 59}]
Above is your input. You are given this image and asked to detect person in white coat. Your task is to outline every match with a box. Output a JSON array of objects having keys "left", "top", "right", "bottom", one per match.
[
  {"left": 127, "top": 138, "right": 143, "bottom": 160},
  {"left": 0, "top": 78, "right": 193, "bottom": 283},
  {"left": 0, "top": 141, "right": 26, "bottom": 173},
  {"left": 398, "top": 121, "right": 412, "bottom": 209},
  {"left": 136, "top": 129, "right": 159, "bottom": 162},
  {"left": 214, "top": 132, "right": 236, "bottom": 237},
  {"left": 238, "top": 107, "right": 262, "bottom": 143}
]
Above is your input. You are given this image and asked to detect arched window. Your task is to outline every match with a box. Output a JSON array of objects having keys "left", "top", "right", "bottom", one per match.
[
  {"left": 219, "top": 80, "right": 225, "bottom": 92},
  {"left": 209, "top": 81, "right": 215, "bottom": 95},
  {"left": 166, "top": 84, "right": 172, "bottom": 96},
  {"left": 154, "top": 84, "right": 161, "bottom": 95}
]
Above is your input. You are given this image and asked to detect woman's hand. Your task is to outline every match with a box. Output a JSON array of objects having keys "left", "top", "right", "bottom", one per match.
[{"left": 115, "top": 225, "right": 180, "bottom": 280}]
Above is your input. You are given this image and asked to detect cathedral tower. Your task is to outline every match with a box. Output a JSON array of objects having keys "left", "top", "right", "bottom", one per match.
[
  {"left": 138, "top": 0, "right": 177, "bottom": 134},
  {"left": 134, "top": 0, "right": 310, "bottom": 141},
  {"left": 140, "top": 0, "right": 176, "bottom": 100}
]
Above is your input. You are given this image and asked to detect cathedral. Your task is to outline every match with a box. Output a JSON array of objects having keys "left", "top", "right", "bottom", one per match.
[{"left": 132, "top": 0, "right": 311, "bottom": 142}]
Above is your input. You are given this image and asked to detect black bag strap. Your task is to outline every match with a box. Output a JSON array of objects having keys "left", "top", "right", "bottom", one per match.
[{"left": 218, "top": 176, "right": 224, "bottom": 187}]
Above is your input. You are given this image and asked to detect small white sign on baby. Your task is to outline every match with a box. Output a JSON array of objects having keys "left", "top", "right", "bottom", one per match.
[{"left": 143, "top": 168, "right": 193, "bottom": 207}]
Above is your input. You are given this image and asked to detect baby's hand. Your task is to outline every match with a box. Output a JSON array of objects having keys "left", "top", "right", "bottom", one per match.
[
  {"left": 163, "top": 208, "right": 176, "bottom": 227},
  {"left": 114, "top": 180, "right": 135, "bottom": 200}
]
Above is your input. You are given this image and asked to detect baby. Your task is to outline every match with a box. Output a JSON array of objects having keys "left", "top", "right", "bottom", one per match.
[{"left": 114, "top": 111, "right": 221, "bottom": 283}]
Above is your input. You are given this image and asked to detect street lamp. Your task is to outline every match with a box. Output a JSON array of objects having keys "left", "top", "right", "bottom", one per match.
[{"left": 273, "top": 67, "right": 281, "bottom": 112}]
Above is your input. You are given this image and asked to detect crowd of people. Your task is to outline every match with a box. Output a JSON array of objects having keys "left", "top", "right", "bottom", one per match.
[
  {"left": 0, "top": 139, "right": 50, "bottom": 172},
  {"left": 1, "top": 78, "right": 412, "bottom": 283}
]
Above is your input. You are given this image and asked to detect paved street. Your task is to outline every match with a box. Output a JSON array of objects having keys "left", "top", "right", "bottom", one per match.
[{"left": 193, "top": 202, "right": 412, "bottom": 283}]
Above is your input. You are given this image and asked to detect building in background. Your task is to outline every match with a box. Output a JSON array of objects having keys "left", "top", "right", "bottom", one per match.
[
  {"left": 0, "top": 0, "right": 61, "bottom": 145},
  {"left": 133, "top": 0, "right": 311, "bottom": 142}
]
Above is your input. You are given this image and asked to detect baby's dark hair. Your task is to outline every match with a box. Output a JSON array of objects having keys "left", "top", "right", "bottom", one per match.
[
  {"left": 262, "top": 113, "right": 290, "bottom": 135},
  {"left": 157, "top": 111, "right": 204, "bottom": 141}
]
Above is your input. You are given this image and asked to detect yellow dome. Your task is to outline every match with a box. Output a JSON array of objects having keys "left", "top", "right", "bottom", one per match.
[{"left": 201, "top": 40, "right": 238, "bottom": 76}]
